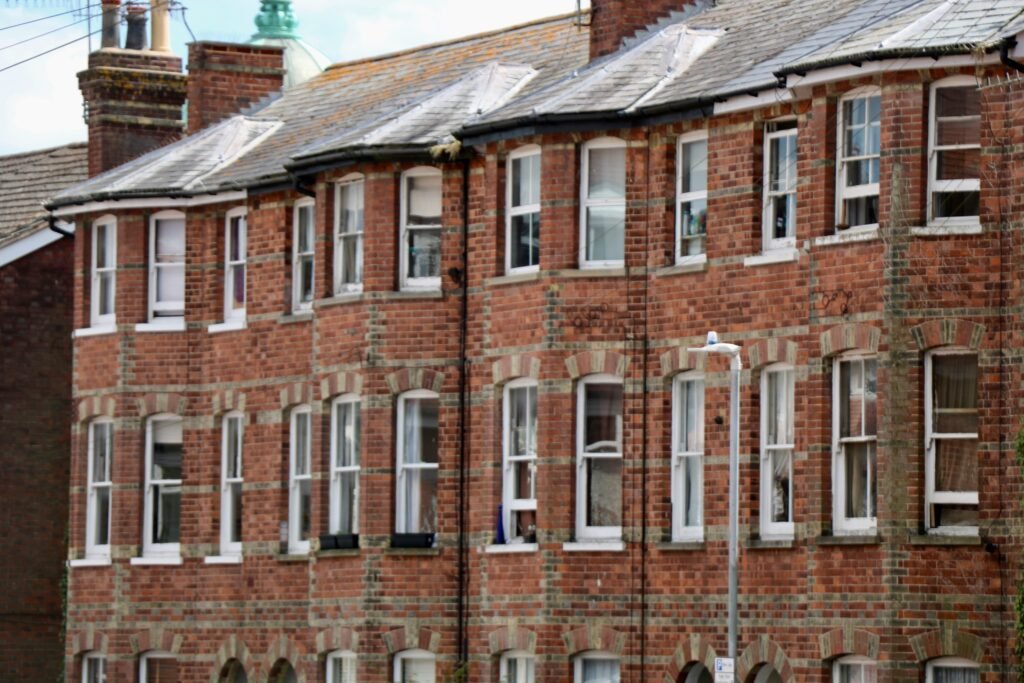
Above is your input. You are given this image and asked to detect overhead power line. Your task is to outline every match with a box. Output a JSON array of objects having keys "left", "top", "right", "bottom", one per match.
[
  {"left": 0, "top": 2, "right": 99, "bottom": 33},
  {"left": 0, "top": 9, "right": 99, "bottom": 52}
]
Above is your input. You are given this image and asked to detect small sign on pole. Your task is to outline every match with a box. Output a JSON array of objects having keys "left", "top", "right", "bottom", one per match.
[{"left": 714, "top": 657, "right": 735, "bottom": 683}]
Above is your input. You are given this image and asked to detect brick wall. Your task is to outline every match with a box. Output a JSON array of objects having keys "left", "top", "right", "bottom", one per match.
[
  {"left": 589, "top": 0, "right": 697, "bottom": 60},
  {"left": 0, "top": 239, "right": 72, "bottom": 682},
  {"left": 186, "top": 42, "right": 285, "bottom": 135},
  {"left": 62, "top": 66, "right": 1024, "bottom": 682}
]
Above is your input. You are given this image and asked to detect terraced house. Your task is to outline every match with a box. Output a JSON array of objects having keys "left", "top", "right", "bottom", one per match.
[{"left": 50, "top": 0, "right": 1024, "bottom": 681}]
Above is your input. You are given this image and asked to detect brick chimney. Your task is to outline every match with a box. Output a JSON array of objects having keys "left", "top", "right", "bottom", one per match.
[
  {"left": 589, "top": 0, "right": 697, "bottom": 60},
  {"left": 78, "top": 2, "right": 187, "bottom": 177},
  {"left": 186, "top": 42, "right": 285, "bottom": 135}
]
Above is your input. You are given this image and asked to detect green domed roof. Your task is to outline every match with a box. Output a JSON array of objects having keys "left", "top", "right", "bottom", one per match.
[{"left": 251, "top": 0, "right": 330, "bottom": 89}]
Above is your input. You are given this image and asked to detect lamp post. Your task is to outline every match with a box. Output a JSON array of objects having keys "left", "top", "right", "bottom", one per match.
[{"left": 689, "top": 331, "right": 742, "bottom": 677}]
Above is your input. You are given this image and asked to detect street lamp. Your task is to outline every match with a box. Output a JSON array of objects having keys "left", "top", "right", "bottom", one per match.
[{"left": 688, "top": 331, "right": 742, "bottom": 676}]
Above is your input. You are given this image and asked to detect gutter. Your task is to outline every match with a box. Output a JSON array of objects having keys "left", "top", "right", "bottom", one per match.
[
  {"left": 48, "top": 215, "right": 74, "bottom": 238},
  {"left": 285, "top": 144, "right": 472, "bottom": 178},
  {"left": 1000, "top": 37, "right": 1024, "bottom": 73}
]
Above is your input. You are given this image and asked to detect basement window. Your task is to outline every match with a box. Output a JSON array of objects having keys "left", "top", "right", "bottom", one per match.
[
  {"left": 400, "top": 167, "right": 443, "bottom": 291},
  {"left": 928, "top": 77, "right": 980, "bottom": 227},
  {"left": 334, "top": 175, "right": 365, "bottom": 293},
  {"left": 834, "top": 655, "right": 877, "bottom": 683}
]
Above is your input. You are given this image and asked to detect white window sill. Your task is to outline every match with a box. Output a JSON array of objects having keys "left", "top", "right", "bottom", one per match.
[
  {"left": 488, "top": 270, "right": 541, "bottom": 287},
  {"left": 578, "top": 261, "right": 625, "bottom": 271},
  {"left": 759, "top": 531, "right": 795, "bottom": 543},
  {"left": 279, "top": 311, "right": 314, "bottom": 324},
  {"left": 73, "top": 325, "right": 117, "bottom": 339},
  {"left": 671, "top": 532, "right": 705, "bottom": 544},
  {"left": 926, "top": 526, "right": 979, "bottom": 538},
  {"left": 563, "top": 540, "right": 625, "bottom": 552},
  {"left": 69, "top": 557, "right": 111, "bottom": 568},
  {"left": 814, "top": 227, "right": 880, "bottom": 247},
  {"left": 319, "top": 292, "right": 364, "bottom": 308},
  {"left": 675, "top": 253, "right": 708, "bottom": 268},
  {"left": 136, "top": 319, "right": 186, "bottom": 333},
  {"left": 208, "top": 320, "right": 246, "bottom": 334},
  {"left": 913, "top": 221, "right": 982, "bottom": 236},
  {"left": 743, "top": 248, "right": 799, "bottom": 267},
  {"left": 130, "top": 556, "right": 183, "bottom": 566},
  {"left": 484, "top": 543, "right": 539, "bottom": 554},
  {"left": 204, "top": 554, "right": 243, "bottom": 564},
  {"left": 831, "top": 526, "right": 877, "bottom": 537}
]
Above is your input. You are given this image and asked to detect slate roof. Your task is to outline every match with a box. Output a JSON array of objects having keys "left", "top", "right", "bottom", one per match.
[
  {"left": 48, "top": 0, "right": 1024, "bottom": 207},
  {"left": 0, "top": 142, "right": 86, "bottom": 247}
]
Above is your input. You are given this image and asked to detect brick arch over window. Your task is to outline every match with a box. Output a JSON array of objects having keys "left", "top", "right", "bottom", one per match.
[
  {"left": 262, "top": 635, "right": 304, "bottom": 683},
  {"left": 663, "top": 634, "right": 719, "bottom": 683},
  {"left": 321, "top": 371, "right": 364, "bottom": 401},
  {"left": 212, "top": 389, "right": 247, "bottom": 416},
  {"left": 488, "top": 624, "right": 537, "bottom": 656},
  {"left": 385, "top": 368, "right": 446, "bottom": 395},
  {"left": 279, "top": 383, "right": 314, "bottom": 409},
  {"left": 910, "top": 319, "right": 985, "bottom": 352},
  {"left": 128, "top": 625, "right": 182, "bottom": 655},
  {"left": 492, "top": 354, "right": 541, "bottom": 386},
  {"left": 69, "top": 626, "right": 109, "bottom": 656},
  {"left": 136, "top": 393, "right": 186, "bottom": 418},
  {"left": 659, "top": 347, "right": 707, "bottom": 378},
  {"left": 381, "top": 625, "right": 442, "bottom": 655},
  {"left": 316, "top": 626, "right": 359, "bottom": 655},
  {"left": 566, "top": 350, "right": 629, "bottom": 380},
  {"left": 78, "top": 396, "right": 117, "bottom": 422},
  {"left": 562, "top": 624, "right": 627, "bottom": 656},
  {"left": 748, "top": 339, "right": 799, "bottom": 371},
  {"left": 819, "top": 626, "right": 880, "bottom": 661},
  {"left": 209, "top": 636, "right": 256, "bottom": 683},
  {"left": 820, "top": 323, "right": 881, "bottom": 358},
  {"left": 909, "top": 624, "right": 987, "bottom": 663},
  {"left": 737, "top": 636, "right": 796, "bottom": 683}
]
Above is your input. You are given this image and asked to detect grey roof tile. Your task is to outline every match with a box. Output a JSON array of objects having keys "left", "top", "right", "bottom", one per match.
[{"left": 0, "top": 142, "right": 86, "bottom": 246}]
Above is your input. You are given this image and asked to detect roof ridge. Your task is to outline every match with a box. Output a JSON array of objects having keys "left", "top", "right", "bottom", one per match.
[{"left": 323, "top": 10, "right": 587, "bottom": 73}]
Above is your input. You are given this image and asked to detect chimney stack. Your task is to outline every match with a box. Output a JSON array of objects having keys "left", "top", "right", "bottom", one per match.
[
  {"left": 589, "top": 0, "right": 697, "bottom": 61},
  {"left": 187, "top": 42, "right": 285, "bottom": 134},
  {"left": 99, "top": 1, "right": 120, "bottom": 49},
  {"left": 150, "top": 0, "right": 171, "bottom": 52}
]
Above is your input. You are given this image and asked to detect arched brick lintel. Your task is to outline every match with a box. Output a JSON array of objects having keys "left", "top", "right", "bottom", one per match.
[
  {"left": 747, "top": 338, "right": 799, "bottom": 370},
  {"left": 69, "top": 627, "right": 109, "bottom": 656},
  {"left": 820, "top": 323, "right": 880, "bottom": 358},
  {"left": 659, "top": 347, "right": 707, "bottom": 378},
  {"left": 910, "top": 319, "right": 985, "bottom": 351},
  {"left": 737, "top": 636, "right": 796, "bottom": 683},
  {"left": 321, "top": 372, "right": 364, "bottom": 401},
  {"left": 385, "top": 368, "right": 446, "bottom": 395},
  {"left": 566, "top": 350, "right": 629, "bottom": 380},
  {"left": 819, "top": 626, "right": 881, "bottom": 661},
  {"left": 663, "top": 634, "right": 719, "bottom": 683},
  {"left": 129, "top": 625, "right": 182, "bottom": 655},
  {"left": 211, "top": 389, "right": 247, "bottom": 416},
  {"left": 909, "top": 624, "right": 987, "bottom": 664},
  {"left": 488, "top": 624, "right": 538, "bottom": 655},
  {"left": 492, "top": 354, "right": 541, "bottom": 386},
  {"left": 316, "top": 626, "right": 359, "bottom": 655},
  {"left": 78, "top": 396, "right": 117, "bottom": 422},
  {"left": 562, "top": 624, "right": 626, "bottom": 656},
  {"left": 381, "top": 625, "right": 442, "bottom": 655},
  {"left": 137, "top": 393, "right": 186, "bottom": 418},
  {"left": 279, "top": 383, "right": 314, "bottom": 409}
]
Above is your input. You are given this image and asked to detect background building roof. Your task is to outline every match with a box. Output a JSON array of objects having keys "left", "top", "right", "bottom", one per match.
[{"left": 0, "top": 143, "right": 86, "bottom": 247}]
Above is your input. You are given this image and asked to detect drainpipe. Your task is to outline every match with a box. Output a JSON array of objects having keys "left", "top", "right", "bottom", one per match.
[
  {"left": 456, "top": 158, "right": 471, "bottom": 670},
  {"left": 48, "top": 215, "right": 74, "bottom": 238},
  {"left": 1000, "top": 38, "right": 1024, "bottom": 73},
  {"left": 290, "top": 173, "right": 316, "bottom": 198}
]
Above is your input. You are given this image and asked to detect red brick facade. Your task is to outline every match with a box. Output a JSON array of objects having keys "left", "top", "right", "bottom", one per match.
[
  {"left": 186, "top": 42, "right": 285, "bottom": 135},
  {"left": 61, "top": 34, "right": 1024, "bottom": 683}
]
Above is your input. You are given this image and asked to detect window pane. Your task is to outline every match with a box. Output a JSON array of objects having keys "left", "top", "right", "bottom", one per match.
[
  {"left": 766, "top": 371, "right": 792, "bottom": 447},
  {"left": 337, "top": 471, "right": 358, "bottom": 534},
  {"left": 341, "top": 235, "right": 363, "bottom": 285},
  {"left": 408, "top": 174, "right": 442, "bottom": 225},
  {"left": 938, "top": 118, "right": 980, "bottom": 147},
  {"left": 587, "top": 457, "right": 622, "bottom": 527},
  {"left": 680, "top": 198, "right": 707, "bottom": 239},
  {"left": 226, "top": 418, "right": 241, "bottom": 479},
  {"left": 96, "top": 224, "right": 111, "bottom": 268},
  {"left": 94, "top": 487, "right": 110, "bottom": 546},
  {"left": 300, "top": 478, "right": 311, "bottom": 540},
  {"left": 933, "top": 504, "right": 979, "bottom": 528},
  {"left": 336, "top": 402, "right": 361, "bottom": 468},
  {"left": 511, "top": 508, "right": 537, "bottom": 541},
  {"left": 844, "top": 196, "right": 878, "bottom": 227},
  {"left": 153, "top": 483, "right": 181, "bottom": 543},
  {"left": 677, "top": 380, "right": 702, "bottom": 453},
  {"left": 512, "top": 154, "right": 540, "bottom": 207},
  {"left": 509, "top": 386, "right": 537, "bottom": 457},
  {"left": 156, "top": 219, "right": 185, "bottom": 262},
  {"left": 772, "top": 194, "right": 795, "bottom": 239},
  {"left": 936, "top": 149, "right": 980, "bottom": 180},
  {"left": 93, "top": 423, "right": 111, "bottom": 482},
  {"left": 99, "top": 272, "right": 115, "bottom": 316},
  {"left": 586, "top": 205, "right": 625, "bottom": 261},
  {"left": 681, "top": 140, "right": 707, "bottom": 193},
  {"left": 510, "top": 213, "right": 540, "bottom": 269},
  {"left": 231, "top": 265, "right": 245, "bottom": 309},
  {"left": 582, "top": 659, "right": 620, "bottom": 683},
  {"left": 935, "top": 439, "right": 978, "bottom": 492},
  {"left": 933, "top": 355, "right": 978, "bottom": 433},
  {"left": 770, "top": 449, "right": 791, "bottom": 523},
  {"left": 295, "top": 413, "right": 310, "bottom": 474},
  {"left": 512, "top": 460, "right": 535, "bottom": 502},
  {"left": 407, "top": 229, "right": 441, "bottom": 279},
  {"left": 769, "top": 135, "right": 797, "bottom": 194},
  {"left": 152, "top": 421, "right": 182, "bottom": 480},
  {"left": 298, "top": 207, "right": 314, "bottom": 251},
  {"left": 229, "top": 217, "right": 245, "bottom": 261},
  {"left": 588, "top": 146, "right": 625, "bottom": 200},
  {"left": 402, "top": 657, "right": 435, "bottom": 683},
  {"left": 934, "top": 191, "right": 980, "bottom": 218},
  {"left": 402, "top": 467, "right": 438, "bottom": 534},
  {"left": 146, "top": 658, "right": 178, "bottom": 683},
  {"left": 844, "top": 442, "right": 875, "bottom": 519},
  {"left": 840, "top": 360, "right": 876, "bottom": 438},
  {"left": 936, "top": 87, "right": 980, "bottom": 118},
  {"left": 845, "top": 158, "right": 880, "bottom": 187},
  {"left": 230, "top": 481, "right": 242, "bottom": 543},
  {"left": 403, "top": 398, "right": 439, "bottom": 465},
  {"left": 156, "top": 264, "right": 184, "bottom": 306},
  {"left": 584, "top": 384, "right": 623, "bottom": 453},
  {"left": 933, "top": 666, "right": 979, "bottom": 683},
  {"left": 682, "top": 454, "right": 701, "bottom": 527},
  {"left": 340, "top": 182, "right": 365, "bottom": 234},
  {"left": 86, "top": 657, "right": 106, "bottom": 683}
]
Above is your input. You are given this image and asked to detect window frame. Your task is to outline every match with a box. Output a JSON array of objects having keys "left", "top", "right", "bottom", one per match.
[
  {"left": 762, "top": 120, "right": 798, "bottom": 252},
  {"left": 760, "top": 363, "right": 795, "bottom": 540},
  {"left": 671, "top": 371, "right": 704, "bottom": 542},
  {"left": 330, "top": 394, "right": 361, "bottom": 535},
  {"left": 832, "top": 655, "right": 877, "bottom": 683},
  {"left": 292, "top": 198, "right": 317, "bottom": 312},
  {"left": 139, "top": 651, "right": 177, "bottom": 682},
  {"left": 400, "top": 166, "right": 443, "bottom": 291},
  {"left": 835, "top": 87, "right": 881, "bottom": 232},
  {"left": 395, "top": 389, "right": 440, "bottom": 535},
  {"left": 500, "top": 650, "right": 535, "bottom": 683},
  {"left": 148, "top": 209, "right": 187, "bottom": 321},
  {"left": 506, "top": 145, "right": 542, "bottom": 274},
  {"left": 90, "top": 215, "right": 117, "bottom": 328},
  {"left": 288, "top": 405, "right": 312, "bottom": 554},
  {"left": 574, "top": 651, "right": 621, "bottom": 683},
  {"left": 502, "top": 378, "right": 538, "bottom": 544},
  {"left": 924, "top": 349, "right": 979, "bottom": 536},
  {"left": 86, "top": 418, "right": 114, "bottom": 561},
  {"left": 831, "top": 354, "right": 878, "bottom": 535},
  {"left": 926, "top": 657, "right": 980, "bottom": 683},
  {"left": 82, "top": 652, "right": 107, "bottom": 683},
  {"left": 334, "top": 174, "right": 365, "bottom": 294},
  {"left": 927, "top": 75, "right": 981, "bottom": 228},
  {"left": 579, "top": 137, "right": 627, "bottom": 269},
  {"left": 393, "top": 649, "right": 435, "bottom": 683},
  {"left": 326, "top": 650, "right": 357, "bottom": 683},
  {"left": 220, "top": 411, "right": 244, "bottom": 558},
  {"left": 676, "top": 131, "right": 709, "bottom": 264},
  {"left": 575, "top": 373, "right": 624, "bottom": 542},
  {"left": 224, "top": 207, "right": 247, "bottom": 323},
  {"left": 142, "top": 414, "right": 183, "bottom": 559}
]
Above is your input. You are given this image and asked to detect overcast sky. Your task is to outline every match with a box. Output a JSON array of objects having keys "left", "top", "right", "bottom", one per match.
[{"left": 0, "top": 0, "right": 589, "bottom": 155}]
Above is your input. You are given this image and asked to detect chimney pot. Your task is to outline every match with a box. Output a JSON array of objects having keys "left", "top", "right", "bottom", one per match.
[
  {"left": 125, "top": 4, "right": 148, "bottom": 50},
  {"left": 99, "top": 1, "right": 121, "bottom": 50}
]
